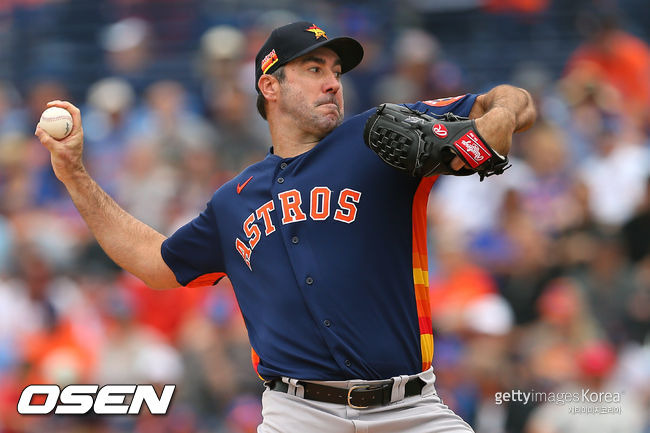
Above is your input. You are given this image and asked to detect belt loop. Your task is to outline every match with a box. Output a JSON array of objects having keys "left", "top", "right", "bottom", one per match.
[
  {"left": 390, "top": 374, "right": 410, "bottom": 403},
  {"left": 282, "top": 377, "right": 305, "bottom": 398}
]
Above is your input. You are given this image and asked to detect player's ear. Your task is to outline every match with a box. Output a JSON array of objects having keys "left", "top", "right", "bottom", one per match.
[{"left": 258, "top": 74, "right": 279, "bottom": 102}]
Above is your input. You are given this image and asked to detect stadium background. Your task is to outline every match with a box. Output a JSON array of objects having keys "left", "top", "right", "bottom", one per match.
[{"left": 0, "top": 0, "right": 649, "bottom": 432}]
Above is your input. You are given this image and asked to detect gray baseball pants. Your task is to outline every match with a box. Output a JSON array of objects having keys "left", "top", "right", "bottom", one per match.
[{"left": 257, "top": 367, "right": 475, "bottom": 433}]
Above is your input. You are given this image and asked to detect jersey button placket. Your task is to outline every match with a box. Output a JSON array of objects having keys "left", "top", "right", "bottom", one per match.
[
  {"left": 305, "top": 276, "right": 314, "bottom": 285},
  {"left": 280, "top": 162, "right": 288, "bottom": 169},
  {"left": 277, "top": 177, "right": 284, "bottom": 184},
  {"left": 291, "top": 236, "right": 299, "bottom": 244}
]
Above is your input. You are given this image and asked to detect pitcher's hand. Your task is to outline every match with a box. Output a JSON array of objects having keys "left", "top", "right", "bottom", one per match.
[{"left": 35, "top": 100, "right": 86, "bottom": 183}]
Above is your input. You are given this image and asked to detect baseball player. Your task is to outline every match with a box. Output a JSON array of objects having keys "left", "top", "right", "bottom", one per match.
[{"left": 35, "top": 21, "right": 535, "bottom": 433}]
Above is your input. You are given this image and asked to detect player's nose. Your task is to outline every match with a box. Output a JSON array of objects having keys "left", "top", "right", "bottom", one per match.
[{"left": 322, "top": 72, "right": 341, "bottom": 94}]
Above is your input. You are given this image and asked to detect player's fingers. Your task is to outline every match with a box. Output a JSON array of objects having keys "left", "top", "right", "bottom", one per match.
[
  {"left": 450, "top": 156, "right": 468, "bottom": 171},
  {"left": 34, "top": 125, "right": 57, "bottom": 151}
]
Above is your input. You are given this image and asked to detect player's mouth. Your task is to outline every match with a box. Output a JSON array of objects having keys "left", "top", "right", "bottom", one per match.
[
  {"left": 315, "top": 96, "right": 339, "bottom": 110},
  {"left": 319, "top": 102, "right": 339, "bottom": 111},
  {"left": 317, "top": 100, "right": 340, "bottom": 115}
]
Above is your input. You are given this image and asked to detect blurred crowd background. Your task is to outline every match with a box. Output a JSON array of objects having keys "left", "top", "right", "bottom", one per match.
[{"left": 0, "top": 0, "right": 649, "bottom": 432}]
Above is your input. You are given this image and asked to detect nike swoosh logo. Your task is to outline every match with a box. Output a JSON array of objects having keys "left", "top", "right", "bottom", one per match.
[{"left": 236, "top": 176, "right": 253, "bottom": 194}]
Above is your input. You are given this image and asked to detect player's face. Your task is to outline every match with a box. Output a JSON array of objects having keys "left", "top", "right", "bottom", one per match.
[{"left": 278, "top": 47, "right": 344, "bottom": 138}]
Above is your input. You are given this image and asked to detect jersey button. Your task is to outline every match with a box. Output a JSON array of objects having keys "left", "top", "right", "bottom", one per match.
[
  {"left": 306, "top": 277, "right": 314, "bottom": 285},
  {"left": 280, "top": 162, "right": 288, "bottom": 169},
  {"left": 277, "top": 177, "right": 284, "bottom": 184},
  {"left": 323, "top": 320, "right": 331, "bottom": 327},
  {"left": 345, "top": 360, "right": 352, "bottom": 367},
  {"left": 291, "top": 236, "right": 299, "bottom": 244}
]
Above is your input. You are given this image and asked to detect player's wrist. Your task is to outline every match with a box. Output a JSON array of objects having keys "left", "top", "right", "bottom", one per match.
[
  {"left": 479, "top": 106, "right": 516, "bottom": 132},
  {"left": 54, "top": 159, "right": 89, "bottom": 185},
  {"left": 474, "top": 108, "right": 515, "bottom": 156}
]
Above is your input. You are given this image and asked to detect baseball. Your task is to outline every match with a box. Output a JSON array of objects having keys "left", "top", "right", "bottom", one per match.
[{"left": 39, "top": 107, "right": 73, "bottom": 139}]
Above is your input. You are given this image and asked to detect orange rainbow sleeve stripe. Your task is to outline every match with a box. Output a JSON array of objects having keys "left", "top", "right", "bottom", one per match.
[{"left": 411, "top": 176, "right": 437, "bottom": 370}]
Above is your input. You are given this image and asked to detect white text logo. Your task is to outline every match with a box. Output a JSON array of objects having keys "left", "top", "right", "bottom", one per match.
[{"left": 17, "top": 384, "right": 176, "bottom": 415}]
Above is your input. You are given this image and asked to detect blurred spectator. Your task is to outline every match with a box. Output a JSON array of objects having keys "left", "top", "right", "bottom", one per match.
[
  {"left": 609, "top": 338, "right": 650, "bottom": 402},
  {"left": 94, "top": 282, "right": 184, "bottom": 385},
  {"left": 206, "top": 82, "right": 269, "bottom": 175},
  {"left": 6, "top": 243, "right": 99, "bottom": 387},
  {"left": 83, "top": 77, "right": 137, "bottom": 195},
  {"left": 572, "top": 231, "right": 638, "bottom": 344},
  {"left": 429, "top": 233, "right": 500, "bottom": 333},
  {"left": 576, "top": 118, "right": 649, "bottom": 227},
  {"left": 132, "top": 79, "right": 217, "bottom": 167},
  {"left": 623, "top": 260, "right": 650, "bottom": 344},
  {"left": 475, "top": 188, "right": 559, "bottom": 325},
  {"left": 556, "top": 66, "right": 621, "bottom": 165},
  {"left": 23, "top": 79, "right": 72, "bottom": 207},
  {"left": 429, "top": 159, "right": 533, "bottom": 236},
  {"left": 0, "top": 81, "right": 28, "bottom": 135},
  {"left": 372, "top": 28, "right": 443, "bottom": 104},
  {"left": 175, "top": 280, "right": 265, "bottom": 425},
  {"left": 621, "top": 176, "right": 650, "bottom": 263},
  {"left": 533, "top": 278, "right": 600, "bottom": 349},
  {"left": 24, "top": 80, "right": 71, "bottom": 129},
  {"left": 565, "top": 10, "right": 650, "bottom": 123},
  {"left": 168, "top": 137, "right": 224, "bottom": 228},
  {"left": 517, "top": 122, "right": 582, "bottom": 235},
  {"left": 431, "top": 335, "right": 480, "bottom": 427},
  {"left": 101, "top": 17, "right": 157, "bottom": 95},
  {"left": 0, "top": 133, "right": 35, "bottom": 214},
  {"left": 115, "top": 137, "right": 179, "bottom": 233},
  {"left": 198, "top": 25, "right": 247, "bottom": 91}
]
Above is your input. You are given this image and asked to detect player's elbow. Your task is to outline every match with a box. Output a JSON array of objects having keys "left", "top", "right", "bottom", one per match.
[
  {"left": 138, "top": 259, "right": 182, "bottom": 290},
  {"left": 144, "top": 267, "right": 182, "bottom": 290},
  {"left": 514, "top": 87, "right": 537, "bottom": 132},
  {"left": 142, "top": 276, "right": 182, "bottom": 290}
]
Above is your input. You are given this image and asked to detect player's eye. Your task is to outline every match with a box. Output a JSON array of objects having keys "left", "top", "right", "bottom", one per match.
[
  {"left": 308, "top": 66, "right": 320, "bottom": 73},
  {"left": 334, "top": 71, "right": 342, "bottom": 79}
]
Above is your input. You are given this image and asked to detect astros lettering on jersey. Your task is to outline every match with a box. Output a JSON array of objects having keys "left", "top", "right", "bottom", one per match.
[{"left": 161, "top": 95, "right": 477, "bottom": 381}]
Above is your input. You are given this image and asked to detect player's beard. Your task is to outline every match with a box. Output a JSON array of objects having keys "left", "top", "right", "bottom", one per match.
[{"left": 278, "top": 81, "right": 344, "bottom": 140}]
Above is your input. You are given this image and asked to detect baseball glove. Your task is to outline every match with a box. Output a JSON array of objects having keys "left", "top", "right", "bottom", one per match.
[{"left": 363, "top": 103, "right": 510, "bottom": 181}]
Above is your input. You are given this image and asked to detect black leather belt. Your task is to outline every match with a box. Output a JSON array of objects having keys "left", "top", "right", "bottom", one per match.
[{"left": 266, "top": 377, "right": 426, "bottom": 409}]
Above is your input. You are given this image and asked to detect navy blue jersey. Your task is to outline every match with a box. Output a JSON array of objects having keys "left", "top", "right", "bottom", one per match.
[{"left": 162, "top": 95, "right": 478, "bottom": 380}]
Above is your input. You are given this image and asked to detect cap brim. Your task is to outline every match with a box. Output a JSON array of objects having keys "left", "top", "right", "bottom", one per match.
[{"left": 283, "top": 36, "right": 364, "bottom": 74}]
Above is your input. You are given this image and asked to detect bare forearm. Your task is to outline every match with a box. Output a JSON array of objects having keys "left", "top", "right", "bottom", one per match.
[
  {"left": 471, "top": 85, "right": 537, "bottom": 155},
  {"left": 36, "top": 100, "right": 179, "bottom": 289},
  {"left": 473, "top": 84, "right": 536, "bottom": 131},
  {"left": 64, "top": 169, "right": 178, "bottom": 288}
]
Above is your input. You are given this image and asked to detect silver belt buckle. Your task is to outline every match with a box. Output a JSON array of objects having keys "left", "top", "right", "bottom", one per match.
[{"left": 347, "top": 385, "right": 371, "bottom": 409}]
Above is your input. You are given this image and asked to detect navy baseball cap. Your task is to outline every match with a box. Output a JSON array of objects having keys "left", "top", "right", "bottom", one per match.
[{"left": 255, "top": 21, "right": 364, "bottom": 93}]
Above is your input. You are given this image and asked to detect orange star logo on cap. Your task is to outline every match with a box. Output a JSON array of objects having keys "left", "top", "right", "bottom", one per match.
[{"left": 306, "top": 24, "right": 327, "bottom": 39}]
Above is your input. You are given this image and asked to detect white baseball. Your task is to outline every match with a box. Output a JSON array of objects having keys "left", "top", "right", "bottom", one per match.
[{"left": 39, "top": 107, "right": 73, "bottom": 139}]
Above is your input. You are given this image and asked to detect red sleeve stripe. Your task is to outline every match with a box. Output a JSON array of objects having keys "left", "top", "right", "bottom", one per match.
[{"left": 185, "top": 272, "right": 227, "bottom": 288}]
